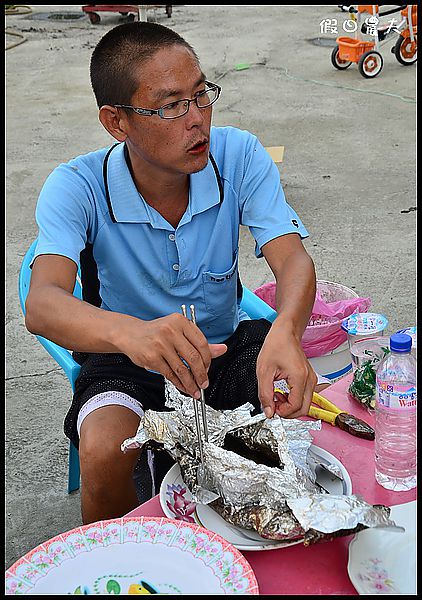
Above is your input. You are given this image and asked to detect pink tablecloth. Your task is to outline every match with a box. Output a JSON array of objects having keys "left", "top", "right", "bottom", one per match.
[{"left": 126, "top": 373, "right": 416, "bottom": 595}]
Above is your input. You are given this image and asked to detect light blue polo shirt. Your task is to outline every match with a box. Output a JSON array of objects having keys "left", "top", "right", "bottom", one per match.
[{"left": 33, "top": 125, "right": 309, "bottom": 343}]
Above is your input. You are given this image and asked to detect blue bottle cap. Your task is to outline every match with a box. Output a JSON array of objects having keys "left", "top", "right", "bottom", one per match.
[{"left": 390, "top": 333, "right": 412, "bottom": 352}]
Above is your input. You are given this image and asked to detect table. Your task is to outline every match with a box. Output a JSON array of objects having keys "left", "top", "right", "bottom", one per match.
[{"left": 126, "top": 373, "right": 416, "bottom": 595}]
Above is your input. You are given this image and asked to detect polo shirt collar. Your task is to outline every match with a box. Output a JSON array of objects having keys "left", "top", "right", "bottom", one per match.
[
  {"left": 105, "top": 142, "right": 149, "bottom": 223},
  {"left": 105, "top": 142, "right": 222, "bottom": 226}
]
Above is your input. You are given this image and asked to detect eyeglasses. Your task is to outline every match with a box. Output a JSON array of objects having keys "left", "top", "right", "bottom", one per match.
[{"left": 114, "top": 81, "right": 221, "bottom": 120}]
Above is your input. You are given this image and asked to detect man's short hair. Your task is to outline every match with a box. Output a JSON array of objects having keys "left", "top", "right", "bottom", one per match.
[{"left": 90, "top": 21, "right": 199, "bottom": 108}]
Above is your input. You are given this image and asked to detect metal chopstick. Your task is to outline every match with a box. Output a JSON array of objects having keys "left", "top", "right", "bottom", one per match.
[
  {"left": 189, "top": 304, "right": 209, "bottom": 442},
  {"left": 181, "top": 304, "right": 205, "bottom": 464}
]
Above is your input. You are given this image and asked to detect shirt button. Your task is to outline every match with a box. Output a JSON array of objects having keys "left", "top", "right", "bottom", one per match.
[
  {"left": 169, "top": 233, "right": 176, "bottom": 241},
  {"left": 172, "top": 264, "right": 180, "bottom": 271}
]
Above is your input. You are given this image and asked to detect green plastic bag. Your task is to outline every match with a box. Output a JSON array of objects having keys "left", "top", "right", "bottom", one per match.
[{"left": 348, "top": 346, "right": 390, "bottom": 410}]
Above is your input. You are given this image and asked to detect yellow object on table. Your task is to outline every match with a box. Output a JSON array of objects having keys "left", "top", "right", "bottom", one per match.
[
  {"left": 273, "top": 386, "right": 375, "bottom": 439},
  {"left": 309, "top": 391, "right": 375, "bottom": 439},
  {"left": 308, "top": 391, "right": 345, "bottom": 425}
]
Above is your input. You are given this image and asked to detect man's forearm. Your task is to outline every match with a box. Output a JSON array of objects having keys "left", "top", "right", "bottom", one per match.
[
  {"left": 25, "top": 282, "right": 227, "bottom": 398},
  {"left": 25, "top": 284, "right": 135, "bottom": 353},
  {"left": 272, "top": 252, "right": 316, "bottom": 339}
]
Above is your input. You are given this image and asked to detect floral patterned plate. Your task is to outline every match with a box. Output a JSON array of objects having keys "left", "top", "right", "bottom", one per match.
[
  {"left": 5, "top": 516, "right": 259, "bottom": 595},
  {"left": 347, "top": 501, "right": 416, "bottom": 594}
]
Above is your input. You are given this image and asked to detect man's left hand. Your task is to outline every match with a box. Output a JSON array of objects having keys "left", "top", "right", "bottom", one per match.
[{"left": 256, "top": 323, "right": 317, "bottom": 419}]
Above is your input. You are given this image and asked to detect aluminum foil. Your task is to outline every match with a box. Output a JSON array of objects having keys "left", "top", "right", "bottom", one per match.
[
  {"left": 121, "top": 380, "right": 398, "bottom": 541},
  {"left": 199, "top": 441, "right": 313, "bottom": 507},
  {"left": 122, "top": 380, "right": 320, "bottom": 468},
  {"left": 287, "top": 494, "right": 395, "bottom": 533}
]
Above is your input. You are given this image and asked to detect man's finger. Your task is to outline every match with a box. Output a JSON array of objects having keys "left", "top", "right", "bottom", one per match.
[
  {"left": 302, "top": 370, "right": 317, "bottom": 415},
  {"left": 273, "top": 371, "right": 316, "bottom": 419},
  {"left": 258, "top": 373, "right": 276, "bottom": 418},
  {"left": 273, "top": 390, "right": 299, "bottom": 418},
  {"left": 282, "top": 370, "right": 308, "bottom": 413},
  {"left": 175, "top": 338, "right": 209, "bottom": 389},
  {"left": 157, "top": 358, "right": 194, "bottom": 397},
  {"left": 273, "top": 383, "right": 305, "bottom": 418},
  {"left": 166, "top": 348, "right": 203, "bottom": 398},
  {"left": 274, "top": 389, "right": 310, "bottom": 419},
  {"left": 276, "top": 404, "right": 307, "bottom": 419},
  {"left": 182, "top": 318, "right": 213, "bottom": 368},
  {"left": 209, "top": 343, "right": 227, "bottom": 358}
]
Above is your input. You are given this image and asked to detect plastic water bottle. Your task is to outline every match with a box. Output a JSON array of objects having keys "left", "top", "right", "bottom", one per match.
[{"left": 375, "top": 333, "right": 417, "bottom": 491}]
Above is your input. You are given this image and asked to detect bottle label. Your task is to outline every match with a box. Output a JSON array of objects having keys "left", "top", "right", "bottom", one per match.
[{"left": 376, "top": 381, "right": 417, "bottom": 411}]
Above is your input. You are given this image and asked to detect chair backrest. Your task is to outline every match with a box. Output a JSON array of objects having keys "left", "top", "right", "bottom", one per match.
[
  {"left": 18, "top": 239, "right": 82, "bottom": 389},
  {"left": 239, "top": 285, "right": 277, "bottom": 323},
  {"left": 19, "top": 239, "right": 277, "bottom": 389}
]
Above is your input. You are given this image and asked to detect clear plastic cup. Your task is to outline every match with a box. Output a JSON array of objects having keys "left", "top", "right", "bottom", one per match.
[
  {"left": 341, "top": 313, "right": 389, "bottom": 371},
  {"left": 349, "top": 335, "right": 390, "bottom": 371}
]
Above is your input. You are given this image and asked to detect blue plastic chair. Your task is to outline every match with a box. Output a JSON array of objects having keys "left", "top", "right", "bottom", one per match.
[
  {"left": 18, "top": 239, "right": 82, "bottom": 493},
  {"left": 18, "top": 239, "right": 278, "bottom": 495},
  {"left": 239, "top": 285, "right": 277, "bottom": 323}
]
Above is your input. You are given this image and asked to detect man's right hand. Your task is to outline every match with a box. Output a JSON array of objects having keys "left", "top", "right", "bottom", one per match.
[
  {"left": 118, "top": 313, "right": 227, "bottom": 398},
  {"left": 26, "top": 255, "right": 227, "bottom": 400}
]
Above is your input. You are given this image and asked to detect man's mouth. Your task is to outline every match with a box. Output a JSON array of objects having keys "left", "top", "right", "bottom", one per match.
[{"left": 187, "top": 139, "right": 208, "bottom": 154}]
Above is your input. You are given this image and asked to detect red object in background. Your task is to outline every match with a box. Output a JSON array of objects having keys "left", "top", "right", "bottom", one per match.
[{"left": 81, "top": 5, "right": 172, "bottom": 24}]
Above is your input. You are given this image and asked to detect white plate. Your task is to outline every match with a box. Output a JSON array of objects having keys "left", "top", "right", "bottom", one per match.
[
  {"left": 348, "top": 500, "right": 417, "bottom": 595},
  {"left": 5, "top": 516, "right": 259, "bottom": 595},
  {"left": 160, "top": 445, "right": 352, "bottom": 551}
]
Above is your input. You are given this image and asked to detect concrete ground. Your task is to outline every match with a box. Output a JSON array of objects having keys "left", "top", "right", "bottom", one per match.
[{"left": 5, "top": 5, "right": 416, "bottom": 571}]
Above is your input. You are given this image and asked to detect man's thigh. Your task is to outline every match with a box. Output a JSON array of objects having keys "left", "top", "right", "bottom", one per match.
[{"left": 66, "top": 353, "right": 166, "bottom": 449}]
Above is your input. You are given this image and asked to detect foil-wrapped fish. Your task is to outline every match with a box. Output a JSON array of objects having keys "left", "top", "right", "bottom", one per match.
[{"left": 121, "top": 381, "right": 398, "bottom": 545}]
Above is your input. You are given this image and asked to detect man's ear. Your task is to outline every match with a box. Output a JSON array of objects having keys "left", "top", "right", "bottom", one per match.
[{"left": 98, "top": 105, "right": 129, "bottom": 142}]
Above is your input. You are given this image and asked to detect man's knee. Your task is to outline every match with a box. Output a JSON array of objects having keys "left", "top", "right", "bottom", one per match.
[
  {"left": 80, "top": 430, "right": 121, "bottom": 466},
  {"left": 79, "top": 406, "right": 140, "bottom": 482}
]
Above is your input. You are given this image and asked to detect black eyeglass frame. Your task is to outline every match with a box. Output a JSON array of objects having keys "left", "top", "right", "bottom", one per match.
[{"left": 114, "top": 81, "right": 221, "bottom": 120}]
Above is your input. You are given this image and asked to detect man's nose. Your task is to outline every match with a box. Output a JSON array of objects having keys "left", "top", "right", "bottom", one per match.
[{"left": 185, "top": 100, "right": 205, "bottom": 128}]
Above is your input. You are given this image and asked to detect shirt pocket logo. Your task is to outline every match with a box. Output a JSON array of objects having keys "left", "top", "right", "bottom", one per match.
[{"left": 202, "top": 251, "right": 238, "bottom": 316}]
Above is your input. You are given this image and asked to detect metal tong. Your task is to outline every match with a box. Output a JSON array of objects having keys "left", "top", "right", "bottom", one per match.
[{"left": 181, "top": 304, "right": 208, "bottom": 463}]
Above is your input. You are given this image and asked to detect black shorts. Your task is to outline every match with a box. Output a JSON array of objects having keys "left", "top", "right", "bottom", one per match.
[{"left": 64, "top": 318, "right": 272, "bottom": 449}]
